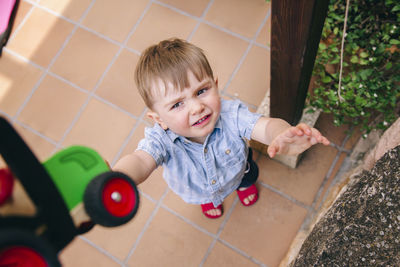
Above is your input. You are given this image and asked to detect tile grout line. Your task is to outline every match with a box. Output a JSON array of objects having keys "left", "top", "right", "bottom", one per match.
[
  {"left": 110, "top": 108, "right": 147, "bottom": 167},
  {"left": 187, "top": 0, "right": 215, "bottom": 41},
  {"left": 198, "top": 198, "right": 239, "bottom": 267},
  {"left": 109, "top": 0, "right": 154, "bottom": 167},
  {"left": 52, "top": 0, "right": 154, "bottom": 152},
  {"left": 259, "top": 181, "right": 313, "bottom": 212},
  {"left": 219, "top": 238, "right": 268, "bottom": 267},
  {"left": 160, "top": 204, "right": 218, "bottom": 238},
  {"left": 221, "top": 8, "right": 271, "bottom": 95},
  {"left": 78, "top": 235, "right": 125, "bottom": 266},
  {"left": 310, "top": 148, "right": 343, "bottom": 211},
  {"left": 123, "top": 187, "right": 170, "bottom": 265},
  {"left": 6, "top": 0, "right": 97, "bottom": 153},
  {"left": 312, "top": 131, "right": 355, "bottom": 213},
  {"left": 199, "top": 197, "right": 267, "bottom": 267},
  {"left": 7, "top": 0, "right": 36, "bottom": 44}
]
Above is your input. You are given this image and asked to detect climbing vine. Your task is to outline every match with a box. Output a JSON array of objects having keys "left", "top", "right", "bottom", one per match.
[{"left": 307, "top": 0, "right": 400, "bottom": 134}]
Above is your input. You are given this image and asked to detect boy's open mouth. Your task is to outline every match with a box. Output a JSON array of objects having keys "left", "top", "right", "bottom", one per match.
[{"left": 192, "top": 115, "right": 211, "bottom": 126}]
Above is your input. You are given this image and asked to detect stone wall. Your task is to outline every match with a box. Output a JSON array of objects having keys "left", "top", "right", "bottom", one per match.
[
  {"left": 289, "top": 145, "right": 400, "bottom": 266},
  {"left": 281, "top": 117, "right": 400, "bottom": 266}
]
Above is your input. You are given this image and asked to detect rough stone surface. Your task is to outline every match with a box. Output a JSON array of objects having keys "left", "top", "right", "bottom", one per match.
[{"left": 289, "top": 145, "right": 400, "bottom": 266}]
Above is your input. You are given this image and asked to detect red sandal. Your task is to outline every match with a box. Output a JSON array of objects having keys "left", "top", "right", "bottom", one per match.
[
  {"left": 201, "top": 203, "right": 223, "bottom": 219},
  {"left": 236, "top": 184, "right": 258, "bottom": 206}
]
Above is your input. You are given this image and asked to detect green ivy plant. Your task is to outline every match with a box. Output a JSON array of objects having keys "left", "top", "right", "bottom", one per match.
[{"left": 307, "top": 0, "right": 400, "bottom": 135}]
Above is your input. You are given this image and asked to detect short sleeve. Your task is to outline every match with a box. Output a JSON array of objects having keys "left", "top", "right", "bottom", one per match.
[
  {"left": 235, "top": 100, "right": 263, "bottom": 140},
  {"left": 136, "top": 126, "right": 168, "bottom": 166}
]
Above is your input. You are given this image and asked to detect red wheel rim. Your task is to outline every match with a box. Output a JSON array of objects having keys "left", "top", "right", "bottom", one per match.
[
  {"left": 102, "top": 178, "right": 136, "bottom": 217},
  {"left": 0, "top": 246, "right": 48, "bottom": 267}
]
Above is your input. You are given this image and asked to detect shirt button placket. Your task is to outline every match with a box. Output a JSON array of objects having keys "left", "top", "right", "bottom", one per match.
[{"left": 203, "top": 146, "right": 220, "bottom": 199}]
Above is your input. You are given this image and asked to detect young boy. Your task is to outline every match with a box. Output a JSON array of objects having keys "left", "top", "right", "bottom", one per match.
[{"left": 114, "top": 38, "right": 330, "bottom": 219}]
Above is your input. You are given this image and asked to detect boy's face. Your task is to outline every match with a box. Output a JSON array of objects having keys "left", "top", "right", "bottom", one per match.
[{"left": 147, "top": 71, "right": 221, "bottom": 143}]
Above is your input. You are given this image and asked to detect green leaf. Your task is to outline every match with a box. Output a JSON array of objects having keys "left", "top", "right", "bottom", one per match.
[
  {"left": 322, "top": 76, "right": 332, "bottom": 83},
  {"left": 392, "top": 5, "right": 400, "bottom": 12},
  {"left": 389, "top": 39, "right": 400, "bottom": 45},
  {"left": 350, "top": 55, "right": 359, "bottom": 63},
  {"left": 360, "top": 52, "right": 368, "bottom": 58}
]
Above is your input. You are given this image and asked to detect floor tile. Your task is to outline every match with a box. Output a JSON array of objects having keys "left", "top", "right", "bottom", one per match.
[
  {"left": 96, "top": 49, "right": 146, "bottom": 116},
  {"left": 257, "top": 144, "right": 339, "bottom": 205},
  {"left": 314, "top": 152, "right": 347, "bottom": 210},
  {"left": 12, "top": 0, "right": 33, "bottom": 33},
  {"left": 82, "top": 0, "right": 148, "bottom": 43},
  {"left": 7, "top": 8, "right": 74, "bottom": 67},
  {"left": 39, "top": 0, "right": 92, "bottom": 22},
  {"left": 62, "top": 98, "right": 136, "bottom": 162},
  {"left": 138, "top": 166, "right": 168, "bottom": 201},
  {"left": 127, "top": 3, "right": 197, "bottom": 53},
  {"left": 162, "top": 189, "right": 236, "bottom": 234},
  {"left": 127, "top": 208, "right": 213, "bottom": 266},
  {"left": 83, "top": 196, "right": 156, "bottom": 261},
  {"left": 203, "top": 241, "right": 259, "bottom": 267},
  {"left": 0, "top": 52, "right": 43, "bottom": 116},
  {"left": 256, "top": 9, "right": 271, "bottom": 47},
  {"left": 220, "top": 185, "right": 307, "bottom": 267},
  {"left": 18, "top": 75, "right": 88, "bottom": 142},
  {"left": 344, "top": 125, "right": 363, "bottom": 150},
  {"left": 205, "top": 0, "right": 269, "bottom": 39},
  {"left": 51, "top": 28, "right": 119, "bottom": 91},
  {"left": 59, "top": 237, "right": 121, "bottom": 267},
  {"left": 190, "top": 23, "right": 249, "bottom": 90},
  {"left": 117, "top": 122, "right": 147, "bottom": 159},
  {"left": 13, "top": 123, "right": 55, "bottom": 161},
  {"left": 159, "top": 0, "right": 210, "bottom": 17},
  {"left": 225, "top": 45, "right": 270, "bottom": 107},
  {"left": 315, "top": 113, "right": 350, "bottom": 146}
]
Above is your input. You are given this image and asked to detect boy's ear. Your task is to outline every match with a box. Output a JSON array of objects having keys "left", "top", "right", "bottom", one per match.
[{"left": 147, "top": 111, "right": 168, "bottom": 130}]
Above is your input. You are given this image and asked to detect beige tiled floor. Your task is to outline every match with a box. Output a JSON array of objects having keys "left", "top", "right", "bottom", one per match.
[{"left": 0, "top": 0, "right": 360, "bottom": 266}]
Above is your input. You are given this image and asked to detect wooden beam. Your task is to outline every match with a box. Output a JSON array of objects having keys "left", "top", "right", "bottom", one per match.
[{"left": 270, "top": 0, "right": 329, "bottom": 125}]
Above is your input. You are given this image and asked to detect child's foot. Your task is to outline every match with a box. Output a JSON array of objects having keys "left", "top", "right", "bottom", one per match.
[
  {"left": 201, "top": 203, "right": 223, "bottom": 219},
  {"left": 237, "top": 184, "right": 258, "bottom": 206}
]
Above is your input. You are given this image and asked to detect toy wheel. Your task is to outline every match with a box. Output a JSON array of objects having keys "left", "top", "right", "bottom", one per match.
[
  {"left": 0, "top": 168, "right": 14, "bottom": 205},
  {"left": 84, "top": 171, "right": 139, "bottom": 227},
  {"left": 0, "top": 229, "right": 61, "bottom": 267}
]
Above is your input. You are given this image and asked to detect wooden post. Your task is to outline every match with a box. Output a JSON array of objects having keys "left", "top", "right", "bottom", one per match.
[{"left": 270, "top": 0, "right": 329, "bottom": 125}]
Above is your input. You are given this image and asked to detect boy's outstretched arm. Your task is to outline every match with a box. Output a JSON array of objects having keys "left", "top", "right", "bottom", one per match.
[
  {"left": 251, "top": 117, "right": 330, "bottom": 158},
  {"left": 113, "top": 150, "right": 157, "bottom": 185}
]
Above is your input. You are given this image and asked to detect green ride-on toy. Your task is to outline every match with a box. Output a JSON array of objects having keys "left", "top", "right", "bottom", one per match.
[{"left": 0, "top": 116, "right": 140, "bottom": 266}]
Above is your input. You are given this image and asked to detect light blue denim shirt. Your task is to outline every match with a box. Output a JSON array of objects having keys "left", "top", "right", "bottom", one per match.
[{"left": 137, "top": 99, "right": 262, "bottom": 207}]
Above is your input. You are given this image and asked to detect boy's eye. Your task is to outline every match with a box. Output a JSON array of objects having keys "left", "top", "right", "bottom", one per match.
[
  {"left": 197, "top": 88, "right": 208, "bottom": 95},
  {"left": 171, "top": 102, "right": 183, "bottom": 110}
]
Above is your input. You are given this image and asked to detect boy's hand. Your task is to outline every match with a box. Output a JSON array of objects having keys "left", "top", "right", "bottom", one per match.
[{"left": 267, "top": 123, "right": 330, "bottom": 158}]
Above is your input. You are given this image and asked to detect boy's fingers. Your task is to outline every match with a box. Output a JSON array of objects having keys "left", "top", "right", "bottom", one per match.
[
  {"left": 288, "top": 127, "right": 303, "bottom": 137},
  {"left": 296, "top": 123, "right": 312, "bottom": 135},
  {"left": 268, "top": 144, "right": 278, "bottom": 158},
  {"left": 322, "top": 136, "right": 330, "bottom": 145}
]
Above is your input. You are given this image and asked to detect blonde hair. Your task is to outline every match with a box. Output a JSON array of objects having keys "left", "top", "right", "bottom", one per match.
[{"left": 134, "top": 38, "right": 214, "bottom": 108}]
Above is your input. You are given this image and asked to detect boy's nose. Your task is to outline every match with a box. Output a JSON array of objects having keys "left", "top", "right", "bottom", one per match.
[{"left": 190, "top": 99, "right": 204, "bottom": 115}]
